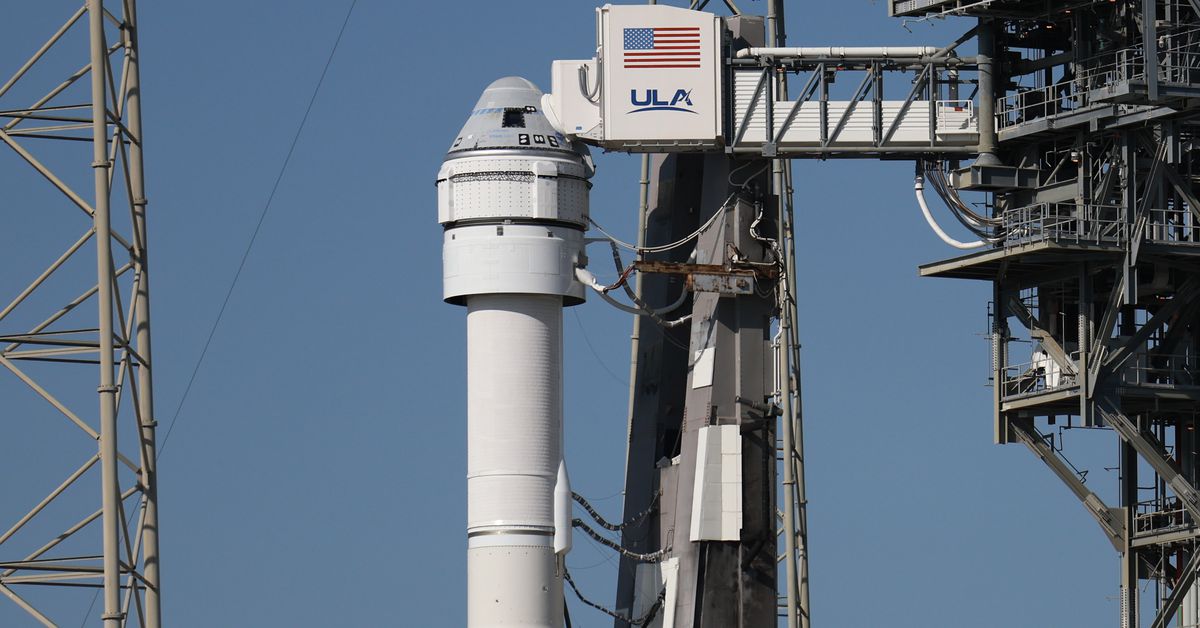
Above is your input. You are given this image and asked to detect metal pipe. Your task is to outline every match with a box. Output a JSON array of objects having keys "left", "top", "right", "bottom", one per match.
[
  {"left": 736, "top": 45, "right": 940, "bottom": 60},
  {"left": 1, "top": 486, "right": 139, "bottom": 579},
  {"left": 0, "top": 127, "right": 95, "bottom": 215},
  {"left": 0, "top": 228, "right": 94, "bottom": 323},
  {"left": 0, "top": 583, "right": 54, "bottom": 627},
  {"left": 975, "top": 19, "right": 1000, "bottom": 165},
  {"left": 915, "top": 174, "right": 987, "bottom": 249},
  {"left": 3, "top": 261, "right": 133, "bottom": 354},
  {"left": 624, "top": 0, "right": 653, "bottom": 499},
  {"left": 3, "top": 43, "right": 124, "bottom": 133},
  {"left": 767, "top": 2, "right": 806, "bottom": 627},
  {"left": 0, "top": 6, "right": 86, "bottom": 101},
  {"left": 0, "top": 353, "right": 99, "bottom": 439},
  {"left": 87, "top": 2, "right": 122, "bottom": 626},
  {"left": 780, "top": 153, "right": 810, "bottom": 628},
  {"left": 121, "top": 2, "right": 161, "bottom": 624},
  {"left": 727, "top": 144, "right": 980, "bottom": 155},
  {"left": 623, "top": 151, "right": 649, "bottom": 487},
  {"left": 0, "top": 455, "right": 99, "bottom": 545}
]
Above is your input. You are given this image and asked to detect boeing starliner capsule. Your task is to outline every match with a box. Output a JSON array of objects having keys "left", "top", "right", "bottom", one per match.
[{"left": 436, "top": 77, "right": 591, "bottom": 628}]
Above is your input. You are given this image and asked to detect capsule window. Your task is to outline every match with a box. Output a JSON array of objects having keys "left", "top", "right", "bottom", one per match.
[{"left": 501, "top": 108, "right": 526, "bottom": 128}]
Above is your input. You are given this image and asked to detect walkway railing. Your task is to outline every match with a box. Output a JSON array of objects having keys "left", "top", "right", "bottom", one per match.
[{"left": 1001, "top": 203, "right": 1126, "bottom": 247}]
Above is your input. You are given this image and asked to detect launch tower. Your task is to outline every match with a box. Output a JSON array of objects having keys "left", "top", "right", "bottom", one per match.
[
  {"left": 911, "top": 1, "right": 1200, "bottom": 626},
  {"left": 0, "top": 2, "right": 161, "bottom": 626}
]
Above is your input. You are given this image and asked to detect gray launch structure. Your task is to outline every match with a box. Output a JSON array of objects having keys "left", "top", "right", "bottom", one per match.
[
  {"left": 589, "top": 1, "right": 1200, "bottom": 626},
  {"left": 911, "top": 2, "right": 1200, "bottom": 626},
  {"left": 614, "top": 15, "right": 792, "bottom": 627}
]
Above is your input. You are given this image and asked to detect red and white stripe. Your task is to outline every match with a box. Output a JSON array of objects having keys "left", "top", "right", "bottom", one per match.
[{"left": 624, "top": 27, "right": 702, "bottom": 69}]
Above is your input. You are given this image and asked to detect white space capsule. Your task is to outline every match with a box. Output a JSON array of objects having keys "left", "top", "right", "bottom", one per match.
[{"left": 437, "top": 77, "right": 591, "bottom": 628}]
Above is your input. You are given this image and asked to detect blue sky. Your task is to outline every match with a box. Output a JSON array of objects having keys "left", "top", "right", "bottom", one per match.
[{"left": 0, "top": 1, "right": 1118, "bottom": 626}]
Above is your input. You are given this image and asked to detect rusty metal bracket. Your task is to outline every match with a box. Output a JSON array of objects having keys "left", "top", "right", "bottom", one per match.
[{"left": 633, "top": 260, "right": 777, "bottom": 296}]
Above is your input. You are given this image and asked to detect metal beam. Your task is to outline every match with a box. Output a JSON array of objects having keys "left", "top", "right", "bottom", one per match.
[
  {"left": 1089, "top": 272, "right": 1125, "bottom": 395},
  {"left": 1007, "top": 296, "right": 1078, "bottom": 375},
  {"left": 824, "top": 68, "right": 875, "bottom": 147},
  {"left": 1150, "top": 547, "right": 1200, "bottom": 628},
  {"left": 1098, "top": 402, "right": 1200, "bottom": 523},
  {"left": 881, "top": 64, "right": 930, "bottom": 146},
  {"left": 1009, "top": 418, "right": 1125, "bottom": 551},
  {"left": 1161, "top": 163, "right": 1200, "bottom": 222},
  {"left": 1102, "top": 276, "right": 1200, "bottom": 374},
  {"left": 1143, "top": 0, "right": 1159, "bottom": 101},
  {"left": 86, "top": 4, "right": 125, "bottom": 625}
]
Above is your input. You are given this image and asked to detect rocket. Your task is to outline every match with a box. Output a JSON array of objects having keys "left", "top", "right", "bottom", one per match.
[{"left": 437, "top": 77, "right": 591, "bottom": 627}]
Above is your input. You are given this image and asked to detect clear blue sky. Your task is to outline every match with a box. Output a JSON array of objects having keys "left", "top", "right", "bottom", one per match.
[{"left": 0, "top": 1, "right": 1117, "bottom": 626}]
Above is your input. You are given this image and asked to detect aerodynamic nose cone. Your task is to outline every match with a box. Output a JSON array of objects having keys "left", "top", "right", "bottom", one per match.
[{"left": 446, "top": 76, "right": 571, "bottom": 155}]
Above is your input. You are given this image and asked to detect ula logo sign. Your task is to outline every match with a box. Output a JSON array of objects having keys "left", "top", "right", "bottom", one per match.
[{"left": 629, "top": 88, "right": 696, "bottom": 114}]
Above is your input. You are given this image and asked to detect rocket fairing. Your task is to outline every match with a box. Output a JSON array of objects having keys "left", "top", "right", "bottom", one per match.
[{"left": 436, "top": 77, "right": 591, "bottom": 628}]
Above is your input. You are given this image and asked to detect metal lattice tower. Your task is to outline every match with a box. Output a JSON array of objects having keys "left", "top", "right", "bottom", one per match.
[
  {"left": 0, "top": 1, "right": 159, "bottom": 626},
  {"left": 908, "top": 1, "right": 1200, "bottom": 626}
]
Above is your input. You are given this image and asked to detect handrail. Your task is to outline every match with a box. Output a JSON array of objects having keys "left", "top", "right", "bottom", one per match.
[
  {"left": 1000, "top": 202, "right": 1126, "bottom": 247},
  {"left": 997, "top": 29, "right": 1200, "bottom": 128}
]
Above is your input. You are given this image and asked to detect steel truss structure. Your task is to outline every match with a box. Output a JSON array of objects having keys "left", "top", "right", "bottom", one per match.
[
  {"left": 727, "top": 41, "right": 983, "bottom": 158},
  {"left": 613, "top": 7, "right": 813, "bottom": 627},
  {"left": 616, "top": 1, "right": 1200, "bottom": 626},
  {"left": 0, "top": 1, "right": 159, "bottom": 626},
  {"left": 913, "top": 1, "right": 1200, "bottom": 626}
]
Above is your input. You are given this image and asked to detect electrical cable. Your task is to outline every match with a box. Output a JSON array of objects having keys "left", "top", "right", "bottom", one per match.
[
  {"left": 571, "top": 308, "right": 628, "bottom": 388},
  {"left": 927, "top": 169, "right": 1002, "bottom": 240},
  {"left": 590, "top": 191, "right": 737, "bottom": 254},
  {"left": 608, "top": 242, "right": 689, "bottom": 315},
  {"left": 728, "top": 160, "right": 769, "bottom": 189},
  {"left": 915, "top": 174, "right": 988, "bottom": 250},
  {"left": 926, "top": 162, "right": 1003, "bottom": 229},
  {"left": 564, "top": 567, "right": 667, "bottom": 627},
  {"left": 927, "top": 168, "right": 987, "bottom": 229},
  {"left": 576, "top": 267, "right": 692, "bottom": 328},
  {"left": 936, "top": 168, "right": 997, "bottom": 225},
  {"left": 747, "top": 202, "right": 782, "bottom": 265},
  {"left": 156, "top": 1, "right": 358, "bottom": 457},
  {"left": 573, "top": 491, "right": 659, "bottom": 532},
  {"left": 573, "top": 518, "right": 671, "bottom": 563},
  {"left": 578, "top": 63, "right": 601, "bottom": 104}
]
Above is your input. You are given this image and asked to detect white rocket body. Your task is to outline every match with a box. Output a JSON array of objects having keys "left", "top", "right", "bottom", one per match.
[{"left": 437, "top": 77, "right": 589, "bottom": 628}]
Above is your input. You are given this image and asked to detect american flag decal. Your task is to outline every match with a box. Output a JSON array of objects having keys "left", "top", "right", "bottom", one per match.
[{"left": 622, "top": 27, "right": 702, "bottom": 69}]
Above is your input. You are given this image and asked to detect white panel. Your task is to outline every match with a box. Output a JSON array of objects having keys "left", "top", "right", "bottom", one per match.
[
  {"left": 437, "top": 163, "right": 453, "bottom": 223},
  {"left": 598, "top": 4, "right": 722, "bottom": 147},
  {"left": 1182, "top": 582, "right": 1200, "bottom": 628},
  {"left": 548, "top": 60, "right": 603, "bottom": 139},
  {"left": 438, "top": 155, "right": 589, "bottom": 227},
  {"left": 661, "top": 557, "right": 679, "bottom": 628},
  {"left": 633, "top": 557, "right": 679, "bottom": 628},
  {"left": 689, "top": 425, "right": 742, "bottom": 542},
  {"left": 691, "top": 346, "right": 714, "bottom": 389},
  {"left": 731, "top": 70, "right": 768, "bottom": 143},
  {"left": 443, "top": 224, "right": 586, "bottom": 304}
]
